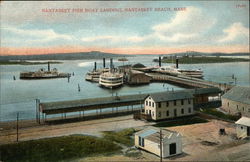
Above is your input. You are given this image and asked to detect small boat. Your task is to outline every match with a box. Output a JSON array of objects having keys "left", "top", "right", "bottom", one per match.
[
  {"left": 20, "top": 62, "right": 70, "bottom": 79},
  {"left": 99, "top": 71, "right": 124, "bottom": 89}
]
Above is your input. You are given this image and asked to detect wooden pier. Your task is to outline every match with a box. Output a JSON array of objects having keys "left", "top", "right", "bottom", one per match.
[{"left": 147, "top": 73, "right": 233, "bottom": 91}]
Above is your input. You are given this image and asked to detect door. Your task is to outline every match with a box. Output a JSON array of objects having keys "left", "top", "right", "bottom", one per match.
[
  {"left": 169, "top": 143, "right": 176, "bottom": 155},
  {"left": 247, "top": 127, "right": 250, "bottom": 136},
  {"left": 149, "top": 110, "right": 151, "bottom": 116},
  {"left": 174, "top": 109, "right": 177, "bottom": 117}
]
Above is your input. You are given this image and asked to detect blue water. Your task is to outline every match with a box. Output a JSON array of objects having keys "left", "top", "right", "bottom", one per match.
[{"left": 0, "top": 56, "right": 249, "bottom": 121}]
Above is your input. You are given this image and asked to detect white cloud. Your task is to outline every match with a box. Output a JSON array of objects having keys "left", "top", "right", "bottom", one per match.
[
  {"left": 1, "top": 26, "right": 74, "bottom": 46},
  {"left": 152, "top": 6, "right": 216, "bottom": 42},
  {"left": 218, "top": 22, "right": 249, "bottom": 43}
]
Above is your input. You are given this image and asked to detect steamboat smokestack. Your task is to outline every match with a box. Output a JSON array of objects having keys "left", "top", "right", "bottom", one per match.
[
  {"left": 159, "top": 56, "right": 161, "bottom": 67},
  {"left": 110, "top": 58, "right": 113, "bottom": 69},
  {"left": 48, "top": 62, "right": 50, "bottom": 71},
  {"left": 103, "top": 58, "right": 106, "bottom": 68},
  {"left": 176, "top": 58, "right": 179, "bottom": 69},
  {"left": 94, "top": 62, "right": 97, "bottom": 71}
]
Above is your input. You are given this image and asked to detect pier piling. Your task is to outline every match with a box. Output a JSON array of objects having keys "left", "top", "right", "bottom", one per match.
[{"left": 103, "top": 58, "right": 106, "bottom": 68}]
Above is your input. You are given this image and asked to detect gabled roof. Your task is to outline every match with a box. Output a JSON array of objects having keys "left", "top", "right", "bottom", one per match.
[
  {"left": 235, "top": 116, "right": 250, "bottom": 127},
  {"left": 136, "top": 127, "right": 180, "bottom": 143},
  {"left": 147, "top": 91, "right": 194, "bottom": 102},
  {"left": 222, "top": 86, "right": 250, "bottom": 105}
]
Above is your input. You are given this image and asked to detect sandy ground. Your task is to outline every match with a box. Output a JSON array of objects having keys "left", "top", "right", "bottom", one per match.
[
  {"left": 1, "top": 116, "right": 249, "bottom": 161},
  {"left": 81, "top": 119, "right": 250, "bottom": 161},
  {"left": 0, "top": 115, "right": 154, "bottom": 145}
]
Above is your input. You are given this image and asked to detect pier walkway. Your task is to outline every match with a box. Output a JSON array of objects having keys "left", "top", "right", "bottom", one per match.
[{"left": 147, "top": 73, "right": 233, "bottom": 91}]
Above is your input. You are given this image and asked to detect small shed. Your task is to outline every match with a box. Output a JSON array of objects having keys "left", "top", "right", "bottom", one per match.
[
  {"left": 235, "top": 116, "right": 250, "bottom": 139},
  {"left": 135, "top": 127, "right": 182, "bottom": 158}
]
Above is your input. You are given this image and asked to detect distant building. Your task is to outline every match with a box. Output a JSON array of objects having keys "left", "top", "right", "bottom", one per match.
[
  {"left": 235, "top": 116, "right": 250, "bottom": 138},
  {"left": 144, "top": 90, "right": 195, "bottom": 121},
  {"left": 135, "top": 127, "right": 182, "bottom": 158},
  {"left": 221, "top": 86, "right": 250, "bottom": 116}
]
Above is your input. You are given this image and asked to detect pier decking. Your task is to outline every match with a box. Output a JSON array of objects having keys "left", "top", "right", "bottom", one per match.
[{"left": 147, "top": 73, "right": 233, "bottom": 91}]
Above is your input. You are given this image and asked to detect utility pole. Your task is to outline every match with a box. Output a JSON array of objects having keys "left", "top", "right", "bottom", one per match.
[
  {"left": 16, "top": 112, "right": 19, "bottom": 142},
  {"left": 160, "top": 129, "right": 162, "bottom": 162}
]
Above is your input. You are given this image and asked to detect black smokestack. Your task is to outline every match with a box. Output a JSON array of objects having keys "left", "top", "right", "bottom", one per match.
[
  {"left": 159, "top": 56, "right": 161, "bottom": 67},
  {"left": 94, "top": 62, "right": 97, "bottom": 71},
  {"left": 110, "top": 58, "right": 113, "bottom": 69},
  {"left": 103, "top": 58, "right": 106, "bottom": 68},
  {"left": 48, "top": 62, "right": 50, "bottom": 71},
  {"left": 176, "top": 58, "right": 179, "bottom": 69}
]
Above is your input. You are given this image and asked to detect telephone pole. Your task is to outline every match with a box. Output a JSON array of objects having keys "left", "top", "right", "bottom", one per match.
[{"left": 160, "top": 128, "right": 162, "bottom": 162}]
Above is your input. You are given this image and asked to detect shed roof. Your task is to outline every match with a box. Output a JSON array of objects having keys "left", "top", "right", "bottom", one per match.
[
  {"left": 235, "top": 116, "right": 250, "bottom": 127},
  {"left": 136, "top": 127, "right": 180, "bottom": 143},
  {"left": 222, "top": 86, "right": 250, "bottom": 105}
]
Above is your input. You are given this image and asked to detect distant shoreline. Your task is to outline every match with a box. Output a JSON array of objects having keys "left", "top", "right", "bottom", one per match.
[{"left": 0, "top": 61, "right": 63, "bottom": 65}]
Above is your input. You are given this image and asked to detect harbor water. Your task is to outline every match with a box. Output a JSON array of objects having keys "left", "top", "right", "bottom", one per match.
[{"left": 0, "top": 56, "right": 249, "bottom": 121}]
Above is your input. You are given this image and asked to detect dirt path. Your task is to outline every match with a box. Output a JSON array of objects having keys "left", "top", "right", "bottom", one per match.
[{"left": 0, "top": 115, "right": 153, "bottom": 145}]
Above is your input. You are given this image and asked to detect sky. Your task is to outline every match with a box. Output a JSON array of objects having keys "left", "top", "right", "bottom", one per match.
[{"left": 0, "top": 1, "right": 249, "bottom": 55}]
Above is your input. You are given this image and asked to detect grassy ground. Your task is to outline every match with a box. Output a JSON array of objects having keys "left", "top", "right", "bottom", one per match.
[
  {"left": 0, "top": 61, "right": 62, "bottom": 65},
  {"left": 153, "top": 116, "right": 208, "bottom": 127},
  {"left": 102, "top": 128, "right": 136, "bottom": 147},
  {"left": 0, "top": 135, "right": 121, "bottom": 162},
  {"left": 161, "top": 57, "right": 250, "bottom": 64},
  {"left": 200, "top": 108, "right": 240, "bottom": 121}
]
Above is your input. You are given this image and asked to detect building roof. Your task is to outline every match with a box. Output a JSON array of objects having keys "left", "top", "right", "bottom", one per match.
[
  {"left": 136, "top": 127, "right": 180, "bottom": 143},
  {"left": 148, "top": 91, "right": 194, "bottom": 102},
  {"left": 235, "top": 117, "right": 250, "bottom": 127},
  {"left": 222, "top": 86, "right": 250, "bottom": 105},
  {"left": 191, "top": 87, "right": 222, "bottom": 95}
]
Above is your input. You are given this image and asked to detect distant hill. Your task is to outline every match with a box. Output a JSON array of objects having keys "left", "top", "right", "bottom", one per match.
[{"left": 0, "top": 51, "right": 131, "bottom": 61}]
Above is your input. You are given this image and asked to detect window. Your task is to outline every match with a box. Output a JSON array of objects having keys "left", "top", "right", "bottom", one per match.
[
  {"left": 152, "top": 111, "right": 154, "bottom": 117},
  {"left": 146, "top": 101, "right": 148, "bottom": 106},
  {"left": 248, "top": 109, "right": 250, "bottom": 113},
  {"left": 166, "top": 101, "right": 169, "bottom": 107},
  {"left": 228, "top": 102, "right": 229, "bottom": 107},
  {"left": 149, "top": 101, "right": 151, "bottom": 107},
  {"left": 188, "top": 108, "right": 191, "bottom": 113},
  {"left": 174, "top": 100, "right": 177, "bottom": 106},
  {"left": 158, "top": 111, "right": 161, "bottom": 117},
  {"left": 237, "top": 105, "right": 239, "bottom": 110},
  {"left": 243, "top": 107, "right": 245, "bottom": 111},
  {"left": 158, "top": 102, "right": 161, "bottom": 108},
  {"left": 181, "top": 99, "right": 184, "bottom": 105},
  {"left": 146, "top": 110, "right": 148, "bottom": 114},
  {"left": 139, "top": 136, "right": 144, "bottom": 147},
  {"left": 181, "top": 109, "right": 184, "bottom": 114},
  {"left": 188, "top": 99, "right": 191, "bottom": 104},
  {"left": 241, "top": 126, "right": 243, "bottom": 129},
  {"left": 152, "top": 102, "right": 154, "bottom": 107},
  {"left": 166, "top": 110, "right": 169, "bottom": 116}
]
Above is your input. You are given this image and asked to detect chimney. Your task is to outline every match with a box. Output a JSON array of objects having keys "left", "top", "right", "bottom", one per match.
[
  {"left": 94, "top": 62, "right": 97, "bottom": 71},
  {"left": 48, "top": 62, "right": 50, "bottom": 71},
  {"left": 159, "top": 56, "right": 161, "bottom": 67},
  {"left": 176, "top": 58, "right": 179, "bottom": 69},
  {"left": 103, "top": 58, "right": 106, "bottom": 68}
]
